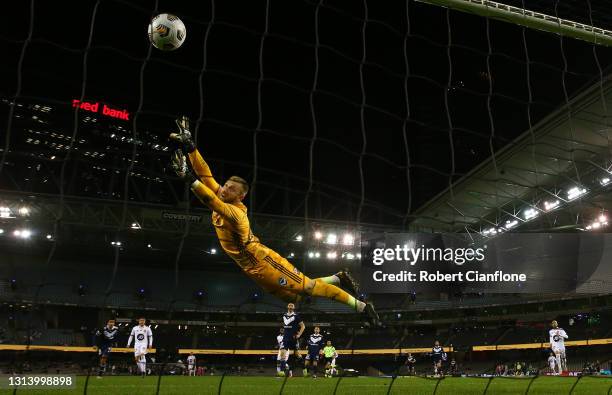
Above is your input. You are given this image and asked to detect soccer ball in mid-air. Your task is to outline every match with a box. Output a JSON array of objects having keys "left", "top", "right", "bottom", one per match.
[{"left": 147, "top": 13, "right": 186, "bottom": 51}]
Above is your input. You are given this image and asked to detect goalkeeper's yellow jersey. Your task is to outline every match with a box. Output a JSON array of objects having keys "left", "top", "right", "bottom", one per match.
[{"left": 187, "top": 150, "right": 305, "bottom": 299}]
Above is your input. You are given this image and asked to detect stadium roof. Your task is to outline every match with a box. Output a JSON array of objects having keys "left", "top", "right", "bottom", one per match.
[{"left": 412, "top": 70, "right": 612, "bottom": 233}]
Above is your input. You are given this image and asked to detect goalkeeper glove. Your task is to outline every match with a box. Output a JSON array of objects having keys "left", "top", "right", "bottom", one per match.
[
  {"left": 170, "top": 149, "right": 197, "bottom": 184},
  {"left": 169, "top": 116, "right": 196, "bottom": 153}
]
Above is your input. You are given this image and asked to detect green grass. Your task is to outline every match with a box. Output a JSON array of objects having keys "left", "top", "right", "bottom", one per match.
[{"left": 3, "top": 375, "right": 612, "bottom": 395}]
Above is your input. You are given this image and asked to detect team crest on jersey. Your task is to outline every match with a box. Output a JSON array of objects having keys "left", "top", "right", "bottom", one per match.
[
  {"left": 278, "top": 277, "right": 287, "bottom": 286},
  {"left": 137, "top": 334, "right": 145, "bottom": 341},
  {"left": 293, "top": 268, "right": 300, "bottom": 275}
]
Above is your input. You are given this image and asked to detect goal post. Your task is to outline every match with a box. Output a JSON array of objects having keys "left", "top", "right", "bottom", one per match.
[{"left": 415, "top": 0, "right": 612, "bottom": 46}]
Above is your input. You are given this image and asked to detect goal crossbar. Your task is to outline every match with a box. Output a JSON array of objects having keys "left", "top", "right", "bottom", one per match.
[{"left": 416, "top": 0, "right": 612, "bottom": 46}]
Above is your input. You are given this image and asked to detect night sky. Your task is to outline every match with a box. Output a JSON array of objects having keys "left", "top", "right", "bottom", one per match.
[{"left": 1, "top": 0, "right": 611, "bottom": 223}]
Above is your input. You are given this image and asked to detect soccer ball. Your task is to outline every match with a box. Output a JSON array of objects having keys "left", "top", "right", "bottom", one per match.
[{"left": 147, "top": 13, "right": 186, "bottom": 51}]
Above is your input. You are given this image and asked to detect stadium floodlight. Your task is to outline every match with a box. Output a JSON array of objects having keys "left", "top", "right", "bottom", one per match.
[
  {"left": 344, "top": 253, "right": 355, "bottom": 260},
  {"left": 600, "top": 177, "right": 611, "bottom": 186},
  {"left": 0, "top": 229, "right": 3, "bottom": 234},
  {"left": 289, "top": 252, "right": 295, "bottom": 258},
  {"left": 523, "top": 208, "right": 539, "bottom": 220},
  {"left": 314, "top": 231, "right": 323, "bottom": 240},
  {"left": 308, "top": 251, "right": 315, "bottom": 258},
  {"left": 585, "top": 215, "right": 608, "bottom": 231},
  {"left": 315, "top": 252, "right": 321, "bottom": 258},
  {"left": 18, "top": 207, "right": 29, "bottom": 216},
  {"left": 210, "top": 248, "right": 217, "bottom": 254},
  {"left": 46, "top": 234, "right": 52, "bottom": 239},
  {"left": 482, "top": 227, "right": 497, "bottom": 236},
  {"left": 567, "top": 187, "right": 587, "bottom": 200},
  {"left": 147, "top": 243, "right": 152, "bottom": 248},
  {"left": 111, "top": 241, "right": 122, "bottom": 246},
  {"left": 504, "top": 220, "right": 518, "bottom": 229},
  {"left": 356, "top": 253, "right": 361, "bottom": 259},
  {"left": 342, "top": 233, "right": 354, "bottom": 246},
  {"left": 544, "top": 200, "right": 560, "bottom": 211},
  {"left": 295, "top": 234, "right": 303, "bottom": 242},
  {"left": 131, "top": 222, "right": 141, "bottom": 230},
  {"left": 326, "top": 251, "right": 337, "bottom": 260},
  {"left": 326, "top": 233, "right": 337, "bottom": 245},
  {"left": 0, "top": 207, "right": 12, "bottom": 218},
  {"left": 14, "top": 229, "right": 32, "bottom": 239}
]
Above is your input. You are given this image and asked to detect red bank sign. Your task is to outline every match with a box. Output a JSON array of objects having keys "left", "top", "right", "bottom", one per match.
[{"left": 72, "top": 99, "right": 130, "bottom": 121}]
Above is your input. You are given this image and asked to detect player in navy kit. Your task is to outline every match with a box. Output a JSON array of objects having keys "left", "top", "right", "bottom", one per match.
[
  {"left": 95, "top": 319, "right": 118, "bottom": 378},
  {"left": 431, "top": 340, "right": 444, "bottom": 376},
  {"left": 303, "top": 326, "right": 324, "bottom": 377},
  {"left": 279, "top": 302, "right": 305, "bottom": 376}
]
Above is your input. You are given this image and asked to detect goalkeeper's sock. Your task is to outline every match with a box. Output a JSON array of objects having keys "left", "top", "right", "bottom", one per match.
[
  {"left": 316, "top": 275, "right": 340, "bottom": 286},
  {"left": 310, "top": 280, "right": 365, "bottom": 312}
]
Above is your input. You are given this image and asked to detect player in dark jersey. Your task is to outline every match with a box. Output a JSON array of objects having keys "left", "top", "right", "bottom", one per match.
[
  {"left": 404, "top": 353, "right": 416, "bottom": 375},
  {"left": 431, "top": 340, "right": 443, "bottom": 376},
  {"left": 303, "top": 326, "right": 324, "bottom": 377},
  {"left": 449, "top": 357, "right": 457, "bottom": 374},
  {"left": 95, "top": 319, "right": 118, "bottom": 378},
  {"left": 279, "top": 302, "right": 305, "bottom": 376}
]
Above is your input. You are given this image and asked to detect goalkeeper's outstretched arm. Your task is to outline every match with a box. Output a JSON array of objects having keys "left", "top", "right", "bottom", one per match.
[
  {"left": 188, "top": 150, "right": 220, "bottom": 194},
  {"left": 190, "top": 180, "right": 243, "bottom": 224},
  {"left": 170, "top": 116, "right": 220, "bottom": 193}
]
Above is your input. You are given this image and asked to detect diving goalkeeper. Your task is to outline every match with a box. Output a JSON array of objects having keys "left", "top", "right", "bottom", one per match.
[{"left": 169, "top": 117, "right": 379, "bottom": 326}]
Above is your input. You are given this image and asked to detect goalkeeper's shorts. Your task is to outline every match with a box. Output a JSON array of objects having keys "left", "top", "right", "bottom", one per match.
[{"left": 244, "top": 246, "right": 306, "bottom": 302}]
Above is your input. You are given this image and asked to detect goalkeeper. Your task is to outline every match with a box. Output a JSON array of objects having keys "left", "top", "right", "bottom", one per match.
[{"left": 169, "top": 117, "right": 379, "bottom": 326}]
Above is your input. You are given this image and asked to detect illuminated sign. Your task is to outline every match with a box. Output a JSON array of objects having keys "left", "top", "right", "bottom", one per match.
[{"left": 72, "top": 99, "right": 130, "bottom": 121}]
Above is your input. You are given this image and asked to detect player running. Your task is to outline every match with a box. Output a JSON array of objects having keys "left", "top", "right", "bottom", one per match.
[
  {"left": 127, "top": 317, "right": 153, "bottom": 378},
  {"left": 303, "top": 326, "right": 324, "bottom": 378},
  {"left": 94, "top": 319, "right": 118, "bottom": 378},
  {"left": 187, "top": 353, "right": 196, "bottom": 376},
  {"left": 279, "top": 303, "right": 304, "bottom": 377},
  {"left": 169, "top": 118, "right": 379, "bottom": 326},
  {"left": 549, "top": 320, "right": 568, "bottom": 373},
  {"left": 322, "top": 340, "right": 338, "bottom": 377},
  {"left": 431, "top": 340, "right": 444, "bottom": 376}
]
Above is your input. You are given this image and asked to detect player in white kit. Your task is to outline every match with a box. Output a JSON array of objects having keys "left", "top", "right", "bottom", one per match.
[
  {"left": 276, "top": 327, "right": 289, "bottom": 375},
  {"left": 549, "top": 320, "right": 568, "bottom": 373},
  {"left": 127, "top": 317, "right": 153, "bottom": 377},
  {"left": 547, "top": 352, "right": 557, "bottom": 373},
  {"left": 187, "top": 353, "right": 196, "bottom": 376}
]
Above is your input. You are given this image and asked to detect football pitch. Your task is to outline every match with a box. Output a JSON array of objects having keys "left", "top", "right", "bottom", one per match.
[{"left": 5, "top": 375, "right": 612, "bottom": 395}]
